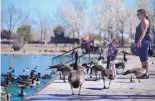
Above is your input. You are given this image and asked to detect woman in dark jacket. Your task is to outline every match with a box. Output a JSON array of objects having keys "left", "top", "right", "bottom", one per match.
[{"left": 135, "top": 9, "right": 151, "bottom": 78}]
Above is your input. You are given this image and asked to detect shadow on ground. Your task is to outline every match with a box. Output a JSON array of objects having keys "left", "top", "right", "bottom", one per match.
[{"left": 26, "top": 94, "right": 155, "bottom": 101}]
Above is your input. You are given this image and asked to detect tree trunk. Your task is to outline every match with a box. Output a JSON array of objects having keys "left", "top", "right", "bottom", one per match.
[
  {"left": 110, "top": 32, "right": 113, "bottom": 41},
  {"left": 121, "top": 32, "right": 124, "bottom": 46},
  {"left": 41, "top": 30, "right": 43, "bottom": 45},
  {"left": 77, "top": 31, "right": 80, "bottom": 44},
  {"left": 99, "top": 30, "right": 101, "bottom": 45},
  {"left": 73, "top": 31, "right": 75, "bottom": 39},
  {"left": 152, "top": 27, "right": 155, "bottom": 44},
  {"left": 9, "top": 30, "right": 11, "bottom": 45},
  {"left": 43, "top": 30, "right": 46, "bottom": 41}
]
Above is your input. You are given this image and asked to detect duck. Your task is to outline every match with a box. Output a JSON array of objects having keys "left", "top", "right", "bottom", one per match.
[
  {"left": 101, "top": 56, "right": 115, "bottom": 89},
  {"left": 90, "top": 58, "right": 106, "bottom": 80},
  {"left": 123, "top": 66, "right": 148, "bottom": 82},
  {"left": 1, "top": 91, "right": 11, "bottom": 101},
  {"left": 42, "top": 74, "right": 51, "bottom": 79},
  {"left": 48, "top": 64, "right": 72, "bottom": 82},
  {"left": 68, "top": 52, "right": 84, "bottom": 95},
  {"left": 115, "top": 51, "right": 128, "bottom": 74},
  {"left": 28, "top": 77, "right": 37, "bottom": 87},
  {"left": 34, "top": 66, "right": 39, "bottom": 70},
  {"left": 30, "top": 70, "right": 37, "bottom": 79},
  {"left": 35, "top": 73, "right": 41, "bottom": 85},
  {"left": 18, "top": 86, "right": 27, "bottom": 98},
  {"left": 9, "top": 66, "right": 15, "bottom": 74},
  {"left": 69, "top": 63, "right": 86, "bottom": 72},
  {"left": 1, "top": 76, "right": 11, "bottom": 88},
  {"left": 23, "top": 68, "right": 29, "bottom": 72},
  {"left": 81, "top": 62, "right": 92, "bottom": 74}
]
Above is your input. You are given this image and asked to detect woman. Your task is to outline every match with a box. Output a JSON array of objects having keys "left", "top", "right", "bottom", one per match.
[{"left": 135, "top": 9, "right": 151, "bottom": 79}]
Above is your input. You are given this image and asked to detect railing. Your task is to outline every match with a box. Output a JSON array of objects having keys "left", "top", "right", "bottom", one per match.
[
  {"left": 64, "top": 53, "right": 87, "bottom": 64},
  {"left": 52, "top": 40, "right": 94, "bottom": 65}
]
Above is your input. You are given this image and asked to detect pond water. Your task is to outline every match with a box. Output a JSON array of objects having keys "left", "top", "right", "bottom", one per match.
[{"left": 1, "top": 54, "right": 94, "bottom": 101}]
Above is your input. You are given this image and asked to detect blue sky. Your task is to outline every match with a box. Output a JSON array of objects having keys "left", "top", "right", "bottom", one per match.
[
  {"left": 2, "top": 0, "right": 136, "bottom": 16},
  {"left": 2, "top": 0, "right": 137, "bottom": 31}
]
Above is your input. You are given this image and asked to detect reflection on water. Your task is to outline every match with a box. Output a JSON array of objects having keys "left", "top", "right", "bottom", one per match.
[
  {"left": 1, "top": 54, "right": 93, "bottom": 75},
  {"left": 1, "top": 54, "right": 94, "bottom": 101}
]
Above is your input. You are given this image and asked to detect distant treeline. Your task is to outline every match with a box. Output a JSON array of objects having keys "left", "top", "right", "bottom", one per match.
[{"left": 1, "top": 36, "right": 79, "bottom": 44}]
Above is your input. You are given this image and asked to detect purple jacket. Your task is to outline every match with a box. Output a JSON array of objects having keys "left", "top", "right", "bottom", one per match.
[{"left": 107, "top": 43, "right": 118, "bottom": 61}]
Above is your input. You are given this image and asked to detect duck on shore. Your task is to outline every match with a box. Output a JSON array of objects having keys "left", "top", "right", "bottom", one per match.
[
  {"left": 101, "top": 56, "right": 115, "bottom": 89},
  {"left": 48, "top": 64, "right": 72, "bottom": 82},
  {"left": 68, "top": 52, "right": 84, "bottom": 95},
  {"left": 123, "top": 65, "right": 148, "bottom": 82},
  {"left": 115, "top": 51, "right": 128, "bottom": 74}
]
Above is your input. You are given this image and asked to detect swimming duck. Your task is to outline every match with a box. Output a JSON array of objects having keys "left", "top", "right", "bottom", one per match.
[
  {"left": 42, "top": 74, "right": 51, "bottom": 79},
  {"left": 18, "top": 86, "right": 27, "bottom": 98}
]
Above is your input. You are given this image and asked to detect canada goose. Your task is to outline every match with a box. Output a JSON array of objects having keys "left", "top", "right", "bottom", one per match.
[
  {"left": 1, "top": 76, "right": 11, "bottom": 88},
  {"left": 30, "top": 70, "right": 36, "bottom": 79},
  {"left": 91, "top": 59, "right": 106, "bottom": 80},
  {"left": 68, "top": 52, "right": 84, "bottom": 95},
  {"left": 29, "top": 78, "right": 37, "bottom": 87},
  {"left": 123, "top": 66, "right": 148, "bottom": 82},
  {"left": 48, "top": 64, "right": 72, "bottom": 82},
  {"left": 35, "top": 73, "right": 40, "bottom": 85},
  {"left": 18, "top": 86, "right": 27, "bottom": 98},
  {"left": 42, "top": 74, "right": 51, "bottom": 79},
  {"left": 81, "top": 63, "right": 92, "bottom": 74},
  {"left": 9, "top": 66, "right": 15, "bottom": 73},
  {"left": 1, "top": 92, "right": 11, "bottom": 101},
  {"left": 101, "top": 56, "right": 115, "bottom": 89},
  {"left": 69, "top": 63, "right": 86, "bottom": 73},
  {"left": 115, "top": 51, "right": 128, "bottom": 74},
  {"left": 34, "top": 66, "right": 38, "bottom": 70},
  {"left": 23, "top": 68, "right": 29, "bottom": 72}
]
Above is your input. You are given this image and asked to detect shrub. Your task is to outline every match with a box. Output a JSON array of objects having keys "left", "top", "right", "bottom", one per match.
[{"left": 12, "top": 44, "right": 22, "bottom": 51}]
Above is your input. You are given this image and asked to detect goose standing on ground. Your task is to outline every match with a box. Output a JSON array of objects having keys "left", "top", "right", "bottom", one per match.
[
  {"left": 115, "top": 51, "right": 128, "bottom": 74},
  {"left": 68, "top": 52, "right": 84, "bottom": 95},
  {"left": 91, "top": 58, "right": 106, "bottom": 80},
  {"left": 48, "top": 64, "right": 72, "bottom": 82},
  {"left": 123, "top": 66, "right": 148, "bottom": 82},
  {"left": 101, "top": 56, "right": 115, "bottom": 89}
]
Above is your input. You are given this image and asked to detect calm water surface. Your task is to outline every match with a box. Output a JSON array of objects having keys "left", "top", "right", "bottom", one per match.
[{"left": 1, "top": 54, "right": 93, "bottom": 101}]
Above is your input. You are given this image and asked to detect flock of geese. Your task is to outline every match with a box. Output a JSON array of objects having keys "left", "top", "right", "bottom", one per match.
[
  {"left": 1, "top": 50, "right": 151, "bottom": 100},
  {"left": 48, "top": 51, "right": 149, "bottom": 95},
  {"left": 1, "top": 64, "right": 54, "bottom": 100}
]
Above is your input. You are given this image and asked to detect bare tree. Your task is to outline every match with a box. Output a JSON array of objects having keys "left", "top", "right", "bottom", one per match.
[
  {"left": 34, "top": 10, "right": 51, "bottom": 44},
  {"left": 51, "top": 8, "right": 66, "bottom": 28},
  {"left": 2, "top": 4, "right": 29, "bottom": 44},
  {"left": 136, "top": 0, "right": 148, "bottom": 9},
  {"left": 149, "top": 0, "right": 155, "bottom": 44},
  {"left": 63, "top": 0, "right": 88, "bottom": 40}
]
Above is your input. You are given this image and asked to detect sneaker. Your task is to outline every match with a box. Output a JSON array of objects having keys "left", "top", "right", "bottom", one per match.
[{"left": 137, "top": 74, "right": 149, "bottom": 79}]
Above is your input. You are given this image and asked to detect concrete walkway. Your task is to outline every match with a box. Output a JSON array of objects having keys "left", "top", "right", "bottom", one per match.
[{"left": 26, "top": 56, "right": 155, "bottom": 101}]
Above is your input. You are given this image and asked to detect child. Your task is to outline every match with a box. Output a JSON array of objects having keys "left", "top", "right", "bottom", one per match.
[
  {"left": 107, "top": 39, "right": 118, "bottom": 61},
  {"left": 103, "top": 39, "right": 119, "bottom": 79}
]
